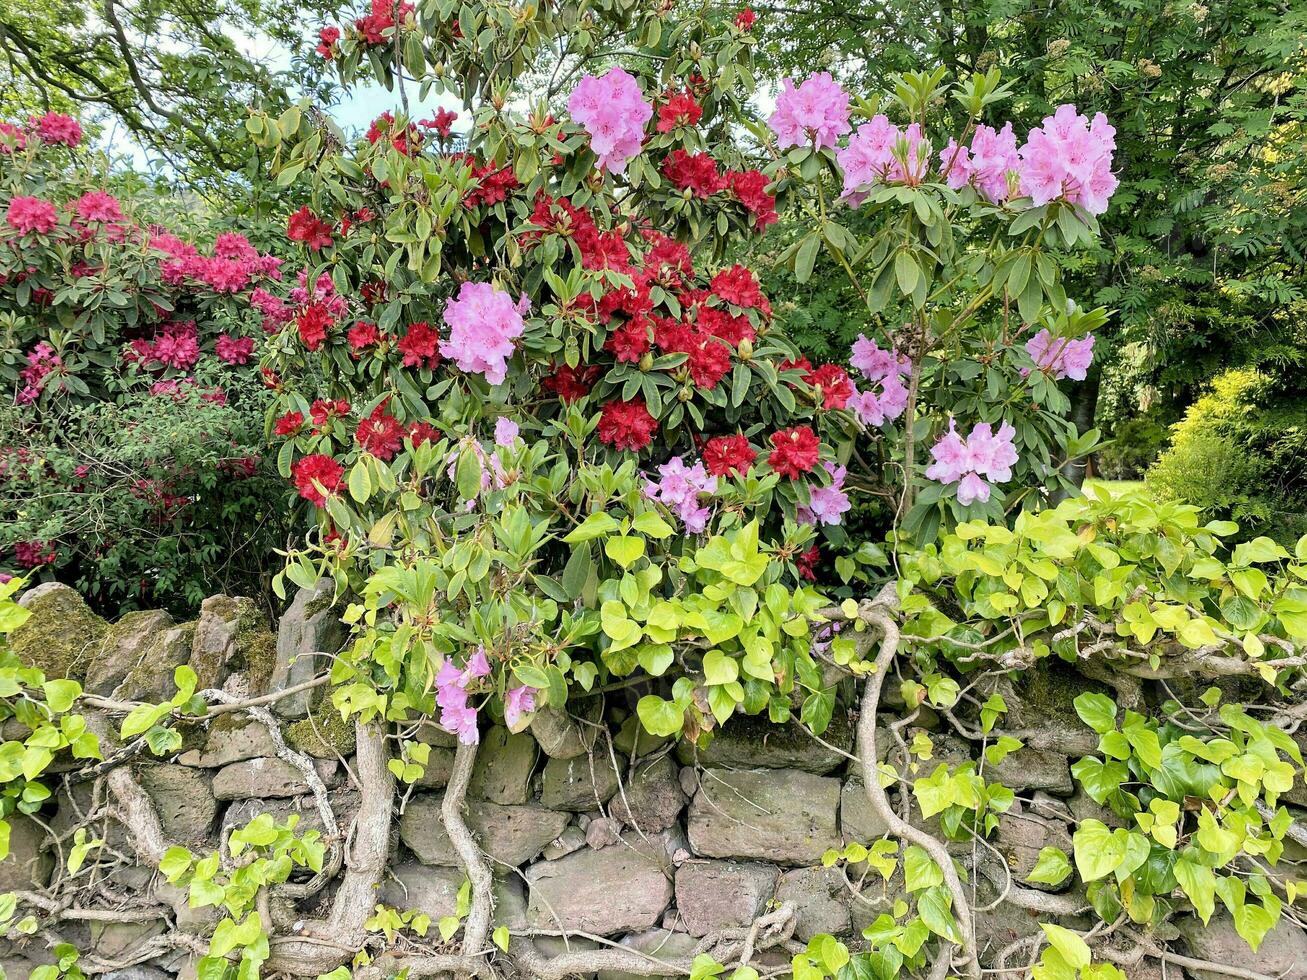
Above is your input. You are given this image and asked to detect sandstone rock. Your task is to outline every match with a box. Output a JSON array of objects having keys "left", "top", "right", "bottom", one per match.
[
  {"left": 673, "top": 860, "right": 777, "bottom": 936},
  {"left": 415, "top": 747, "right": 456, "bottom": 789},
  {"left": 613, "top": 715, "right": 671, "bottom": 758},
  {"left": 543, "top": 825, "right": 586, "bottom": 860},
  {"left": 541, "top": 753, "right": 620, "bottom": 810},
  {"left": 0, "top": 814, "right": 52, "bottom": 893},
  {"left": 13, "top": 582, "right": 108, "bottom": 680},
  {"left": 117, "top": 624, "right": 195, "bottom": 702},
  {"left": 586, "top": 817, "right": 624, "bottom": 849},
  {"left": 596, "top": 929, "right": 698, "bottom": 980},
  {"left": 414, "top": 720, "right": 457, "bottom": 749},
  {"left": 189, "top": 595, "right": 276, "bottom": 693},
  {"left": 609, "top": 756, "right": 686, "bottom": 834},
  {"left": 398, "top": 794, "right": 569, "bottom": 866},
  {"left": 1178, "top": 913, "right": 1307, "bottom": 980},
  {"left": 211, "top": 756, "right": 338, "bottom": 800},
  {"left": 988, "top": 747, "right": 1073, "bottom": 796},
  {"left": 137, "top": 765, "right": 217, "bottom": 843},
  {"left": 88, "top": 919, "right": 166, "bottom": 961},
  {"left": 531, "top": 703, "right": 601, "bottom": 759},
  {"left": 687, "top": 768, "right": 840, "bottom": 865},
  {"left": 678, "top": 714, "right": 852, "bottom": 774},
  {"left": 272, "top": 580, "right": 343, "bottom": 718},
  {"left": 840, "top": 779, "right": 892, "bottom": 844},
  {"left": 776, "top": 866, "right": 850, "bottom": 941},
  {"left": 179, "top": 717, "right": 279, "bottom": 768},
  {"left": 526, "top": 833, "right": 674, "bottom": 935},
  {"left": 85, "top": 609, "right": 174, "bottom": 696},
  {"left": 469, "top": 726, "right": 536, "bottom": 804}
]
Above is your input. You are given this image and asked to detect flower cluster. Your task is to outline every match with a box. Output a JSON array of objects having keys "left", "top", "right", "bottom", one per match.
[
  {"left": 644, "top": 457, "right": 717, "bottom": 532},
  {"left": 838, "top": 117, "right": 928, "bottom": 198},
  {"left": 939, "top": 123, "right": 1020, "bottom": 203},
  {"left": 436, "top": 648, "right": 491, "bottom": 744},
  {"left": 798, "top": 462, "right": 851, "bottom": 526},
  {"left": 847, "top": 335, "right": 910, "bottom": 427},
  {"left": 0, "top": 112, "right": 82, "bottom": 152},
  {"left": 925, "top": 419, "right": 1019, "bottom": 504},
  {"left": 768, "top": 72, "right": 851, "bottom": 150},
  {"left": 1024, "top": 328, "right": 1095, "bottom": 381},
  {"left": 661, "top": 152, "right": 778, "bottom": 229},
  {"left": 442, "top": 282, "right": 527, "bottom": 386},
  {"left": 568, "top": 69, "right": 653, "bottom": 174},
  {"left": 1017, "top": 106, "right": 1118, "bottom": 215}
]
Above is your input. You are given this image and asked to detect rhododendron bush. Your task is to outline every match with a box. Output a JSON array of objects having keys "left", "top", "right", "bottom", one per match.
[{"left": 0, "top": 119, "right": 291, "bottom": 612}]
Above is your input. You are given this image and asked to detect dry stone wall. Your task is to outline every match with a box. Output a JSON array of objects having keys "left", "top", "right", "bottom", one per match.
[{"left": 3, "top": 583, "right": 1307, "bottom": 979}]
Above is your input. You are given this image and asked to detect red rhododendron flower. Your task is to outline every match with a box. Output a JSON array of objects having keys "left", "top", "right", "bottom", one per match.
[
  {"left": 296, "top": 302, "right": 334, "bottom": 350},
  {"left": 597, "top": 398, "right": 658, "bottom": 452},
  {"left": 710, "top": 264, "right": 764, "bottom": 308},
  {"left": 408, "top": 421, "right": 441, "bottom": 445},
  {"left": 215, "top": 334, "right": 255, "bottom": 365},
  {"left": 292, "top": 454, "right": 344, "bottom": 507},
  {"left": 687, "top": 337, "right": 732, "bottom": 389},
  {"left": 367, "top": 111, "right": 421, "bottom": 157},
  {"left": 355, "top": 402, "right": 405, "bottom": 460},
  {"left": 310, "top": 398, "right": 351, "bottom": 431},
  {"left": 727, "top": 169, "right": 777, "bottom": 230},
  {"left": 657, "top": 90, "right": 703, "bottom": 133},
  {"left": 15, "top": 541, "right": 57, "bottom": 568},
  {"left": 768, "top": 426, "right": 820, "bottom": 479},
  {"left": 543, "top": 364, "right": 600, "bottom": 402},
  {"left": 605, "top": 319, "right": 651, "bottom": 363},
  {"left": 703, "top": 434, "right": 757, "bottom": 478},
  {"left": 347, "top": 320, "right": 381, "bottom": 353},
  {"left": 779, "top": 356, "right": 813, "bottom": 375},
  {"left": 274, "top": 411, "right": 305, "bottom": 436},
  {"left": 663, "top": 150, "right": 726, "bottom": 198},
  {"left": 316, "top": 26, "right": 340, "bottom": 57},
  {"left": 805, "top": 363, "right": 853, "bottom": 409},
  {"left": 398, "top": 321, "right": 441, "bottom": 369},
  {"left": 795, "top": 544, "right": 820, "bottom": 581},
  {"left": 420, "top": 108, "right": 458, "bottom": 139},
  {"left": 6, "top": 196, "right": 58, "bottom": 235},
  {"left": 735, "top": 7, "right": 756, "bottom": 30},
  {"left": 286, "top": 206, "right": 334, "bottom": 251}
]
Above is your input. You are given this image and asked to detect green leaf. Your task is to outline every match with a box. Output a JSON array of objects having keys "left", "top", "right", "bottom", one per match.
[
  {"left": 604, "top": 535, "right": 646, "bottom": 569},
  {"left": 1040, "top": 923, "right": 1090, "bottom": 971},
  {"left": 1073, "top": 692, "right": 1118, "bottom": 734},
  {"left": 1074, "top": 820, "right": 1125, "bottom": 881},
  {"left": 563, "top": 512, "right": 620, "bottom": 543},
  {"left": 702, "top": 650, "right": 739, "bottom": 685},
  {"left": 632, "top": 512, "right": 674, "bottom": 539},
  {"left": 1174, "top": 856, "right": 1216, "bottom": 923},
  {"left": 637, "top": 696, "right": 683, "bottom": 737},
  {"left": 41, "top": 679, "right": 80, "bottom": 714},
  {"left": 1027, "top": 846, "right": 1073, "bottom": 886}
]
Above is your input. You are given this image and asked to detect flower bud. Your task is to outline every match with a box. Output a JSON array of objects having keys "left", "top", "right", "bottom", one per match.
[
  {"left": 677, "top": 386, "right": 693, "bottom": 402},
  {"left": 737, "top": 338, "right": 753, "bottom": 360},
  {"left": 639, "top": 352, "right": 654, "bottom": 372}
]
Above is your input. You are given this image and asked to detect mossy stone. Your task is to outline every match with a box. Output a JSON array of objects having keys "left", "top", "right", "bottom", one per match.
[
  {"left": 287, "top": 707, "right": 357, "bottom": 758},
  {"left": 12, "top": 583, "right": 108, "bottom": 681}
]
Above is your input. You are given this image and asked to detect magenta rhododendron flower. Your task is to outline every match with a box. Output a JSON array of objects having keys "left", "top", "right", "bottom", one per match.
[
  {"left": 215, "top": 334, "right": 255, "bottom": 365},
  {"left": 769, "top": 73, "right": 851, "bottom": 150},
  {"left": 1018, "top": 105, "right": 1118, "bottom": 214},
  {"left": 6, "top": 195, "right": 58, "bottom": 235},
  {"left": 75, "top": 191, "right": 124, "bottom": 224},
  {"left": 442, "top": 281, "right": 526, "bottom": 386},
  {"left": 436, "top": 647, "right": 494, "bottom": 744},
  {"left": 504, "top": 685, "right": 537, "bottom": 730},
  {"left": 33, "top": 113, "right": 82, "bottom": 147},
  {"left": 644, "top": 456, "right": 717, "bottom": 532},
  {"left": 568, "top": 68, "right": 652, "bottom": 174},
  {"left": 926, "top": 419, "right": 1019, "bottom": 504},
  {"left": 1024, "top": 328, "right": 1095, "bottom": 381},
  {"left": 799, "top": 462, "right": 851, "bottom": 526}
]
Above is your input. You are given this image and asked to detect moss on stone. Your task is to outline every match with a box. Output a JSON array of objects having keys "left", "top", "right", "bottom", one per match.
[
  {"left": 118, "top": 622, "right": 196, "bottom": 701},
  {"left": 11, "top": 584, "right": 108, "bottom": 681},
  {"left": 287, "top": 705, "right": 356, "bottom": 758}
]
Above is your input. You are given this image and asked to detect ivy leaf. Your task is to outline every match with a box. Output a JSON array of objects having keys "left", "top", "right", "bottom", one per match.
[
  {"left": 702, "top": 650, "right": 739, "bottom": 685},
  {"left": 1040, "top": 923, "right": 1090, "bottom": 970},
  {"left": 1073, "top": 819, "right": 1124, "bottom": 881},
  {"left": 604, "top": 535, "right": 646, "bottom": 569},
  {"left": 1174, "top": 855, "right": 1216, "bottom": 923},
  {"left": 562, "top": 513, "right": 620, "bottom": 543},
  {"left": 1073, "top": 692, "right": 1118, "bottom": 734},
  {"left": 637, "top": 696, "right": 683, "bottom": 737},
  {"left": 41, "top": 679, "right": 80, "bottom": 714},
  {"left": 1027, "top": 846, "right": 1073, "bottom": 886}
]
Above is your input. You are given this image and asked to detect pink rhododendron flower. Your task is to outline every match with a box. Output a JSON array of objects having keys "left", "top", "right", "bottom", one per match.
[
  {"left": 837, "top": 115, "right": 926, "bottom": 199},
  {"left": 442, "top": 281, "right": 526, "bottom": 385},
  {"left": 504, "top": 686, "right": 537, "bottom": 729},
  {"left": 849, "top": 334, "right": 910, "bottom": 381},
  {"left": 75, "top": 191, "right": 124, "bottom": 224},
  {"left": 643, "top": 456, "right": 717, "bottom": 532},
  {"left": 435, "top": 647, "right": 494, "bottom": 744},
  {"left": 494, "top": 417, "right": 520, "bottom": 447},
  {"left": 1024, "top": 329, "right": 1095, "bottom": 381},
  {"left": 33, "top": 113, "right": 82, "bottom": 147},
  {"left": 18, "top": 342, "right": 61, "bottom": 404},
  {"left": 215, "top": 334, "right": 255, "bottom": 365},
  {"left": 769, "top": 73, "right": 851, "bottom": 150},
  {"left": 798, "top": 462, "right": 851, "bottom": 526},
  {"left": 1017, "top": 105, "right": 1118, "bottom": 214},
  {"left": 848, "top": 373, "right": 909, "bottom": 428},
  {"left": 940, "top": 123, "right": 1019, "bottom": 202},
  {"left": 568, "top": 69, "right": 652, "bottom": 174},
  {"left": 925, "top": 419, "right": 1019, "bottom": 504},
  {"left": 6, "top": 196, "right": 58, "bottom": 235}
]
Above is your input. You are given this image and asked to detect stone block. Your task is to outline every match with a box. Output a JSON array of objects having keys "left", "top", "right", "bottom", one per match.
[
  {"left": 398, "top": 793, "right": 568, "bottom": 867},
  {"left": 272, "top": 580, "right": 343, "bottom": 718},
  {"left": 776, "top": 866, "right": 850, "bottom": 941},
  {"left": 673, "top": 860, "right": 777, "bottom": 936},
  {"left": 541, "top": 753, "right": 620, "bottom": 811},
  {"left": 526, "top": 833, "right": 675, "bottom": 935},
  {"left": 211, "top": 756, "right": 337, "bottom": 800},
  {"left": 686, "top": 768, "right": 840, "bottom": 865},
  {"left": 678, "top": 714, "right": 853, "bottom": 774},
  {"left": 609, "top": 756, "right": 686, "bottom": 834},
  {"left": 469, "top": 726, "right": 536, "bottom": 804}
]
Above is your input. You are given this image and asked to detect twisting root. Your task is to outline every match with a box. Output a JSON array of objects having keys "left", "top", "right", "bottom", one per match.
[
  {"left": 442, "top": 739, "right": 495, "bottom": 978},
  {"left": 266, "top": 721, "right": 393, "bottom": 975},
  {"left": 851, "top": 586, "right": 982, "bottom": 980},
  {"left": 105, "top": 766, "right": 168, "bottom": 865}
]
